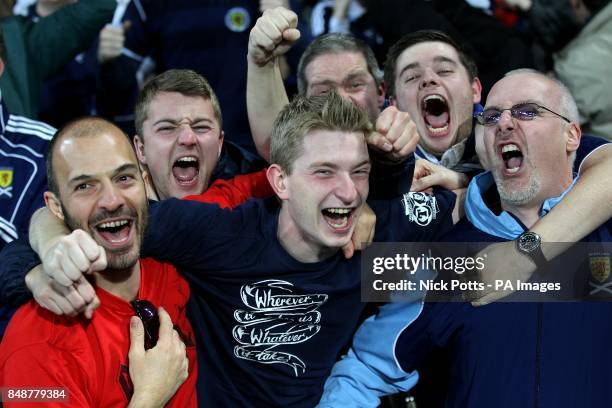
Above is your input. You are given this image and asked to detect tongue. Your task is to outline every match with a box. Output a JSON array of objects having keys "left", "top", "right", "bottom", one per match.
[
  {"left": 323, "top": 213, "right": 349, "bottom": 229},
  {"left": 99, "top": 226, "right": 130, "bottom": 244},
  {"left": 172, "top": 166, "right": 198, "bottom": 181},
  {"left": 507, "top": 156, "right": 523, "bottom": 169},
  {"left": 425, "top": 111, "right": 449, "bottom": 128}
]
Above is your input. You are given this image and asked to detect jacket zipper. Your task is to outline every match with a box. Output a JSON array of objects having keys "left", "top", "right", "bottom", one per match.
[{"left": 534, "top": 303, "right": 543, "bottom": 408}]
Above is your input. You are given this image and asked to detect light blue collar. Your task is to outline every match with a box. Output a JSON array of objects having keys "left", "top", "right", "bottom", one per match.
[{"left": 464, "top": 172, "right": 578, "bottom": 239}]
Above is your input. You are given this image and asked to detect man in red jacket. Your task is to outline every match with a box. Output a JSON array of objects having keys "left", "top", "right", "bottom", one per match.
[{"left": 0, "top": 117, "right": 197, "bottom": 407}]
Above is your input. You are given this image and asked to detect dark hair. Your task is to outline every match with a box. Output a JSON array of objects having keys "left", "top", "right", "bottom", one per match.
[
  {"left": 383, "top": 30, "right": 478, "bottom": 98},
  {"left": 134, "top": 69, "right": 222, "bottom": 138},
  {"left": 297, "top": 33, "right": 382, "bottom": 94}
]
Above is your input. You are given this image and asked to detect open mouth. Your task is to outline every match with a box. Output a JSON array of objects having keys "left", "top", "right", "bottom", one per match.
[
  {"left": 422, "top": 95, "right": 450, "bottom": 136},
  {"left": 321, "top": 207, "right": 356, "bottom": 231},
  {"left": 172, "top": 156, "right": 199, "bottom": 186},
  {"left": 500, "top": 143, "right": 524, "bottom": 174},
  {"left": 94, "top": 218, "right": 134, "bottom": 248}
]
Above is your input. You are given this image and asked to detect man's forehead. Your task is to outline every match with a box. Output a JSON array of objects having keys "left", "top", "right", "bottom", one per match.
[
  {"left": 147, "top": 92, "right": 214, "bottom": 119},
  {"left": 398, "top": 41, "right": 461, "bottom": 68},
  {"left": 301, "top": 129, "right": 369, "bottom": 161},
  {"left": 306, "top": 51, "right": 371, "bottom": 80},
  {"left": 487, "top": 74, "right": 555, "bottom": 106},
  {"left": 56, "top": 132, "right": 138, "bottom": 179}
]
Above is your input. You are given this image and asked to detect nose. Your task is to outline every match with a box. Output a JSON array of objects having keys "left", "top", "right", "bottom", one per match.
[
  {"left": 496, "top": 109, "right": 515, "bottom": 134},
  {"left": 98, "top": 181, "right": 124, "bottom": 212},
  {"left": 177, "top": 125, "right": 197, "bottom": 146},
  {"left": 335, "top": 173, "right": 359, "bottom": 204},
  {"left": 420, "top": 68, "right": 439, "bottom": 89}
]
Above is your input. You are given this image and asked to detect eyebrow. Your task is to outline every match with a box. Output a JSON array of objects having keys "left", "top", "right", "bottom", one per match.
[
  {"left": 398, "top": 56, "right": 458, "bottom": 78},
  {"left": 112, "top": 163, "right": 140, "bottom": 176},
  {"left": 309, "top": 159, "right": 371, "bottom": 169},
  {"left": 433, "top": 56, "right": 458, "bottom": 66},
  {"left": 67, "top": 163, "right": 140, "bottom": 186},
  {"left": 344, "top": 72, "right": 369, "bottom": 82},
  {"left": 398, "top": 62, "right": 420, "bottom": 79},
  {"left": 484, "top": 99, "right": 540, "bottom": 110},
  {"left": 310, "top": 69, "right": 371, "bottom": 88},
  {"left": 310, "top": 80, "right": 336, "bottom": 88},
  {"left": 152, "top": 117, "right": 214, "bottom": 126}
]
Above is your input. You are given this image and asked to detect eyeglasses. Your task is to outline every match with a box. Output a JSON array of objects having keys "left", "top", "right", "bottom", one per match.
[
  {"left": 475, "top": 102, "right": 570, "bottom": 126},
  {"left": 131, "top": 299, "right": 160, "bottom": 350}
]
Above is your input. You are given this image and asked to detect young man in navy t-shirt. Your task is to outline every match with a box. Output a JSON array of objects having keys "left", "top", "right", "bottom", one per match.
[{"left": 20, "top": 92, "right": 457, "bottom": 407}]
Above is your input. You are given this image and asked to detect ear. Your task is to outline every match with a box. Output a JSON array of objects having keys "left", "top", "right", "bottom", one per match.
[
  {"left": 44, "top": 191, "right": 65, "bottom": 220},
  {"left": 133, "top": 135, "right": 147, "bottom": 166},
  {"left": 565, "top": 121, "right": 582, "bottom": 154},
  {"left": 377, "top": 80, "right": 386, "bottom": 110},
  {"left": 471, "top": 77, "right": 483, "bottom": 104},
  {"left": 218, "top": 130, "right": 225, "bottom": 158},
  {"left": 266, "top": 164, "right": 289, "bottom": 200},
  {"left": 0, "top": 58, "right": 4, "bottom": 78}
]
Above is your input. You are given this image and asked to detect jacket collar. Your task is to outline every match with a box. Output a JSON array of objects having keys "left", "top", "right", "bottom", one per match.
[{"left": 464, "top": 171, "right": 578, "bottom": 239}]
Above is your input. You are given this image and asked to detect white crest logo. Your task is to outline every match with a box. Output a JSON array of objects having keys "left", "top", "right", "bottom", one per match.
[{"left": 402, "top": 192, "right": 439, "bottom": 226}]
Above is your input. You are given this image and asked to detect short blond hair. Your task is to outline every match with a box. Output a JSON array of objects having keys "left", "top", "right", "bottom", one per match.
[{"left": 271, "top": 92, "right": 372, "bottom": 174}]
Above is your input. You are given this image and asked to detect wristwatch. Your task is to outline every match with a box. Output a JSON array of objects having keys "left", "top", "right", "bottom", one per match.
[{"left": 516, "top": 231, "right": 547, "bottom": 269}]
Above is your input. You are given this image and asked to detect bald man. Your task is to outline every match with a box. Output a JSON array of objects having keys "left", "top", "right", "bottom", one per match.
[{"left": 0, "top": 118, "right": 196, "bottom": 407}]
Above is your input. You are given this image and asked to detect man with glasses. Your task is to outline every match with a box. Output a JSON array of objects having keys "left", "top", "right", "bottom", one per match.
[
  {"left": 317, "top": 69, "right": 612, "bottom": 407},
  {"left": 0, "top": 118, "right": 197, "bottom": 407}
]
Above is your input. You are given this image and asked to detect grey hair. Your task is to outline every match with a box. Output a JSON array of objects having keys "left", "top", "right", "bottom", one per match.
[{"left": 297, "top": 33, "right": 382, "bottom": 95}]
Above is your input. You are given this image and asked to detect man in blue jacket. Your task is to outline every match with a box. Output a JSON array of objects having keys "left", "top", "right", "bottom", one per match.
[{"left": 318, "top": 69, "right": 612, "bottom": 407}]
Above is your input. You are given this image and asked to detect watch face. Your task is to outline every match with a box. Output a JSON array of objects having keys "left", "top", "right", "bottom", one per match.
[{"left": 519, "top": 232, "right": 540, "bottom": 253}]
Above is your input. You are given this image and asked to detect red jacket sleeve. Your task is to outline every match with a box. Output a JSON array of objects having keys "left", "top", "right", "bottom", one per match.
[{"left": 184, "top": 169, "right": 273, "bottom": 208}]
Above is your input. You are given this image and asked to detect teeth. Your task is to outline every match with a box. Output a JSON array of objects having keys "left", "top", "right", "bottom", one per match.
[
  {"left": 502, "top": 144, "right": 520, "bottom": 153},
  {"left": 177, "top": 157, "right": 197, "bottom": 163},
  {"left": 326, "top": 208, "right": 351, "bottom": 214},
  {"left": 427, "top": 124, "right": 449, "bottom": 134},
  {"left": 424, "top": 95, "right": 445, "bottom": 103},
  {"left": 98, "top": 220, "right": 129, "bottom": 229},
  {"left": 507, "top": 167, "right": 520, "bottom": 174}
]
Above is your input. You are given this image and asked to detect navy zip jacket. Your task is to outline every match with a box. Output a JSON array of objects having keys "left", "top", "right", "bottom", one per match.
[{"left": 394, "top": 173, "right": 612, "bottom": 408}]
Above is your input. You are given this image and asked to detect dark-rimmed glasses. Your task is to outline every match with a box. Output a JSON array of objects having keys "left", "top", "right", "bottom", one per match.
[
  {"left": 131, "top": 299, "right": 160, "bottom": 350},
  {"left": 475, "top": 102, "right": 571, "bottom": 126}
]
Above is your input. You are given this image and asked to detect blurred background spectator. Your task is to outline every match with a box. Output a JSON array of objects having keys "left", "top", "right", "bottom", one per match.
[
  {"left": 98, "top": 0, "right": 312, "bottom": 152},
  {"left": 554, "top": 0, "right": 612, "bottom": 140},
  {"left": 11, "top": 0, "right": 129, "bottom": 129},
  {"left": 1, "top": 0, "right": 114, "bottom": 119}
]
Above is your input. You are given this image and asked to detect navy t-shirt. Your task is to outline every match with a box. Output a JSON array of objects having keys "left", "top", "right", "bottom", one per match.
[{"left": 142, "top": 190, "right": 455, "bottom": 407}]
